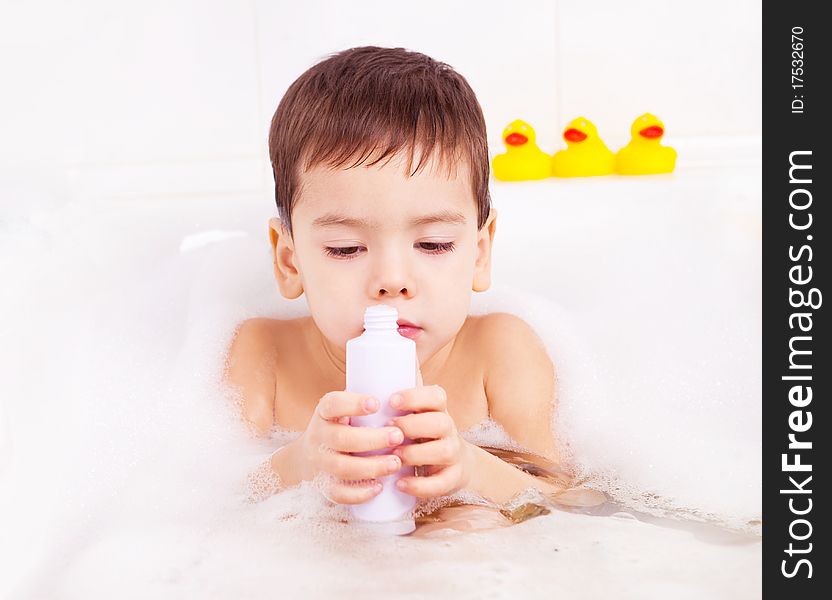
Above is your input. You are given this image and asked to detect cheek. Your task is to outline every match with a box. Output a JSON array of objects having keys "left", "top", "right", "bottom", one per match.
[
  {"left": 308, "top": 305, "right": 356, "bottom": 347},
  {"left": 298, "top": 254, "right": 364, "bottom": 344},
  {"left": 418, "top": 255, "right": 475, "bottom": 322},
  {"left": 306, "top": 295, "right": 365, "bottom": 351},
  {"left": 428, "top": 243, "right": 478, "bottom": 290}
]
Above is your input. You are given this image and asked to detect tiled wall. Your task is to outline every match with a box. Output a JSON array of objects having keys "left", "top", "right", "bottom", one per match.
[{"left": 0, "top": 0, "right": 761, "bottom": 203}]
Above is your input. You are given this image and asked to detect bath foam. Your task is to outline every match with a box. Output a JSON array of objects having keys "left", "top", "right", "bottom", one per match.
[{"left": 1, "top": 193, "right": 760, "bottom": 598}]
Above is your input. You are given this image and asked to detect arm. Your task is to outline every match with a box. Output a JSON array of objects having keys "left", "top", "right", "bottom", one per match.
[
  {"left": 225, "top": 319, "right": 299, "bottom": 499},
  {"left": 224, "top": 318, "right": 278, "bottom": 437},
  {"left": 464, "top": 444, "right": 564, "bottom": 505},
  {"left": 462, "top": 313, "right": 563, "bottom": 504},
  {"left": 246, "top": 438, "right": 305, "bottom": 502}
]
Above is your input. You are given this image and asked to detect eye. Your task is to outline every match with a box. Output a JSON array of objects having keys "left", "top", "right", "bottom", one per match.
[
  {"left": 323, "top": 245, "right": 364, "bottom": 260},
  {"left": 416, "top": 241, "right": 455, "bottom": 255},
  {"left": 323, "top": 241, "right": 455, "bottom": 260}
]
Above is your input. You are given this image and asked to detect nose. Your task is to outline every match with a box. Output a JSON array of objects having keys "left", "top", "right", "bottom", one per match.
[
  {"left": 376, "top": 276, "right": 412, "bottom": 299},
  {"left": 378, "top": 284, "right": 409, "bottom": 298},
  {"left": 370, "top": 248, "right": 415, "bottom": 299}
]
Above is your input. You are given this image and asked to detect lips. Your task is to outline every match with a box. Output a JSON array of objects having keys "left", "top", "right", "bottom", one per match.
[
  {"left": 504, "top": 132, "right": 528, "bottom": 146},
  {"left": 639, "top": 125, "right": 664, "bottom": 139},
  {"left": 563, "top": 128, "right": 587, "bottom": 142},
  {"left": 396, "top": 319, "right": 422, "bottom": 340}
]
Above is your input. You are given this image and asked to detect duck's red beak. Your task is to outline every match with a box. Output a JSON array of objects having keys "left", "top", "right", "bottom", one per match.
[
  {"left": 505, "top": 132, "right": 528, "bottom": 146},
  {"left": 564, "top": 128, "right": 587, "bottom": 142},
  {"left": 639, "top": 125, "right": 664, "bottom": 139}
]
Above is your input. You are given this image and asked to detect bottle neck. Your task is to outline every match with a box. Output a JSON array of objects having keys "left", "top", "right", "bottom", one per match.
[
  {"left": 362, "top": 305, "right": 398, "bottom": 333},
  {"left": 363, "top": 323, "right": 399, "bottom": 335}
]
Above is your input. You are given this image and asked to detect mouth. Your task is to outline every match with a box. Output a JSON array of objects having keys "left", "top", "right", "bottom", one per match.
[
  {"left": 396, "top": 319, "right": 423, "bottom": 340},
  {"left": 563, "top": 128, "right": 587, "bottom": 142},
  {"left": 639, "top": 125, "right": 664, "bottom": 139},
  {"left": 504, "top": 132, "right": 528, "bottom": 146}
]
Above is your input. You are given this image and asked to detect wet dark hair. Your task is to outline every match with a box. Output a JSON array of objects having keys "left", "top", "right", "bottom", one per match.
[{"left": 268, "top": 46, "right": 491, "bottom": 237}]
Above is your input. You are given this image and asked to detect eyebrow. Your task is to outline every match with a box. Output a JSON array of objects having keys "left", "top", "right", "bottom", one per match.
[{"left": 312, "top": 209, "right": 467, "bottom": 229}]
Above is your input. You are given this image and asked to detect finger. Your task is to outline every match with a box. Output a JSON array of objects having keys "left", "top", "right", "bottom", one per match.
[
  {"left": 396, "top": 463, "right": 464, "bottom": 498},
  {"left": 393, "top": 437, "right": 461, "bottom": 467},
  {"left": 323, "top": 477, "right": 385, "bottom": 505},
  {"left": 389, "top": 411, "right": 452, "bottom": 441},
  {"left": 325, "top": 422, "right": 404, "bottom": 453},
  {"left": 390, "top": 384, "right": 447, "bottom": 413},
  {"left": 323, "top": 451, "right": 403, "bottom": 481},
  {"left": 316, "top": 391, "right": 380, "bottom": 421}
]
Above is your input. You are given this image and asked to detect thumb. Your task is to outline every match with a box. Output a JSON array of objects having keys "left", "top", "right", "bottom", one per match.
[{"left": 415, "top": 354, "right": 424, "bottom": 387}]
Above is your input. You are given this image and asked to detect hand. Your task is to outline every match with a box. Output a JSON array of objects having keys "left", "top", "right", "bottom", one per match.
[
  {"left": 296, "top": 391, "right": 406, "bottom": 505},
  {"left": 386, "top": 362, "right": 475, "bottom": 499}
]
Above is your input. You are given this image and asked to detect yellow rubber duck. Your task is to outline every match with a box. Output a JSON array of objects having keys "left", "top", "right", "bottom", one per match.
[
  {"left": 616, "top": 113, "right": 677, "bottom": 175},
  {"left": 550, "top": 117, "right": 616, "bottom": 177},
  {"left": 492, "top": 119, "right": 552, "bottom": 181}
]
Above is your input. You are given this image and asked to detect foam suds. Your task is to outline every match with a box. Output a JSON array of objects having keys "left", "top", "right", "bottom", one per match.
[{"left": 0, "top": 172, "right": 761, "bottom": 598}]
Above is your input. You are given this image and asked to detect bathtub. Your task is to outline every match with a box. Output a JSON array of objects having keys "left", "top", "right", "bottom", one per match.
[{"left": 0, "top": 156, "right": 761, "bottom": 598}]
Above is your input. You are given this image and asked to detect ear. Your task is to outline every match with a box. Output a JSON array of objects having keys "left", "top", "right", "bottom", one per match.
[
  {"left": 268, "top": 217, "right": 304, "bottom": 299},
  {"left": 472, "top": 208, "right": 497, "bottom": 292}
]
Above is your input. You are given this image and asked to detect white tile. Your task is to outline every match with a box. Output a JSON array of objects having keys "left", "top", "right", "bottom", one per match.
[
  {"left": 63, "top": 157, "right": 268, "bottom": 202},
  {"left": 1, "top": 1, "right": 263, "bottom": 168},
  {"left": 556, "top": 0, "right": 762, "bottom": 147}
]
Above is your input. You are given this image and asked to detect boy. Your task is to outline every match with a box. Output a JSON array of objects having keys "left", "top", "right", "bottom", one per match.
[{"left": 226, "top": 46, "right": 562, "bottom": 507}]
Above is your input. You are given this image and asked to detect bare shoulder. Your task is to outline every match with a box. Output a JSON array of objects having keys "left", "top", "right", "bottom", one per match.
[
  {"left": 475, "top": 312, "right": 551, "bottom": 366},
  {"left": 476, "top": 312, "right": 560, "bottom": 462},
  {"left": 452, "top": 313, "right": 544, "bottom": 372},
  {"left": 224, "top": 317, "right": 282, "bottom": 437}
]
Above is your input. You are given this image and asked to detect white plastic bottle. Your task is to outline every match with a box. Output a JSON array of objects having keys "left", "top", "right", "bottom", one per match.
[{"left": 347, "top": 304, "right": 417, "bottom": 534}]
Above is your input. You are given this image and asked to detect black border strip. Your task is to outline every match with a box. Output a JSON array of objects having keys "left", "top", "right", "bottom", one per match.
[{"left": 763, "top": 1, "right": 828, "bottom": 596}]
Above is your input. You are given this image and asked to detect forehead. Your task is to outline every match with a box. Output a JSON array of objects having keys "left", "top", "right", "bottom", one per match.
[{"left": 294, "top": 150, "right": 475, "bottom": 227}]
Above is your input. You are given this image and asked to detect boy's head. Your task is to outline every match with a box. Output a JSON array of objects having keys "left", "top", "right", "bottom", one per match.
[{"left": 267, "top": 46, "right": 497, "bottom": 363}]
